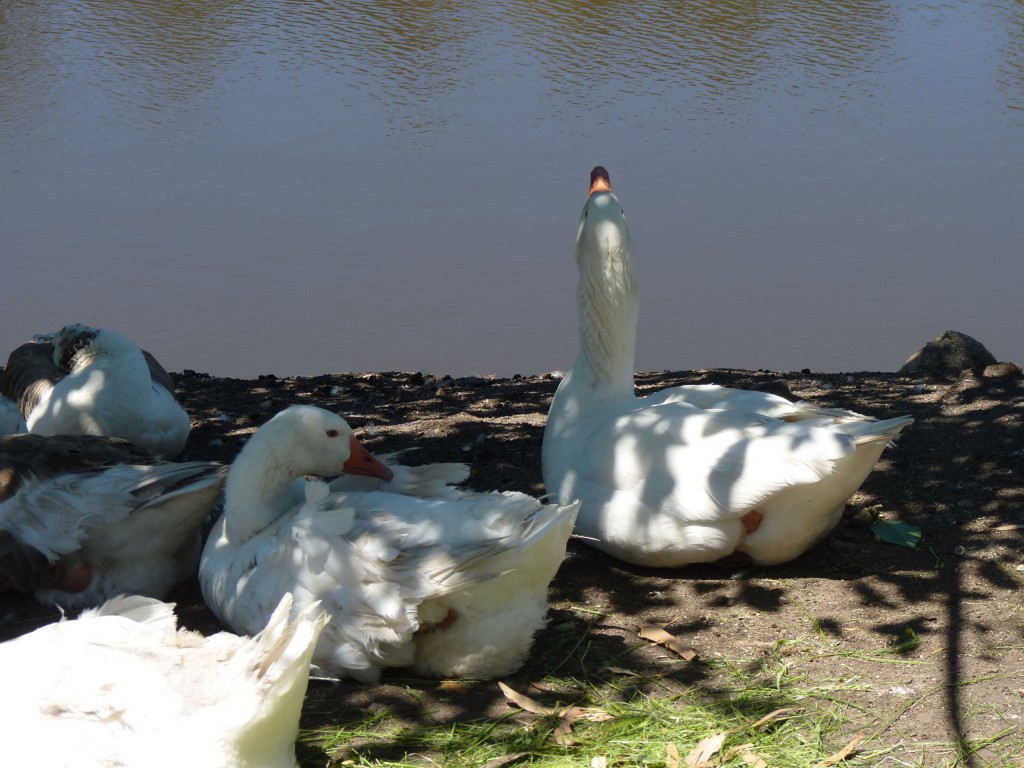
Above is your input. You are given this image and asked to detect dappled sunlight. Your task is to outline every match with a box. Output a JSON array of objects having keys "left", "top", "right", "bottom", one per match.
[
  {"left": 144, "top": 364, "right": 1024, "bottom": 765},
  {"left": 3, "top": 365, "right": 1022, "bottom": 764}
]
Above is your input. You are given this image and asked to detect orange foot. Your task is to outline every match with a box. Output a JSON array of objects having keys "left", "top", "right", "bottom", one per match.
[
  {"left": 741, "top": 509, "right": 763, "bottom": 533},
  {"left": 414, "top": 608, "right": 459, "bottom": 636},
  {"left": 57, "top": 563, "right": 93, "bottom": 593}
]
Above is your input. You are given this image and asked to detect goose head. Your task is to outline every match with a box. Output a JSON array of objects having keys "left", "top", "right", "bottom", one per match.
[
  {"left": 52, "top": 324, "right": 138, "bottom": 370},
  {"left": 575, "top": 166, "right": 633, "bottom": 271},
  {"left": 223, "top": 405, "right": 393, "bottom": 543},
  {"left": 247, "top": 405, "right": 394, "bottom": 481}
]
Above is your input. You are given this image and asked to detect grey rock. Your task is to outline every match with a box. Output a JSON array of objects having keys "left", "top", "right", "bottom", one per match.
[{"left": 899, "top": 330, "right": 997, "bottom": 376}]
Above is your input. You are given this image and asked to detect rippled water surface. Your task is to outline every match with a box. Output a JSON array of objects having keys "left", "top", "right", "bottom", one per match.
[{"left": 3, "top": 0, "right": 1022, "bottom": 377}]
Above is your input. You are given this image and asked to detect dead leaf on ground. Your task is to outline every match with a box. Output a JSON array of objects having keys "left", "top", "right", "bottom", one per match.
[
  {"left": 600, "top": 665, "right": 642, "bottom": 677},
  {"left": 724, "top": 744, "right": 768, "bottom": 768},
  {"left": 480, "top": 753, "right": 531, "bottom": 768},
  {"left": 499, "top": 682, "right": 613, "bottom": 746},
  {"left": 747, "top": 707, "right": 799, "bottom": 731},
  {"left": 682, "top": 708, "right": 797, "bottom": 767},
  {"left": 813, "top": 730, "right": 864, "bottom": 767},
  {"left": 685, "top": 732, "right": 726, "bottom": 766},
  {"left": 637, "top": 624, "right": 699, "bottom": 660},
  {"left": 666, "top": 742, "right": 681, "bottom": 768},
  {"left": 498, "top": 681, "right": 554, "bottom": 714},
  {"left": 554, "top": 704, "right": 613, "bottom": 745}
]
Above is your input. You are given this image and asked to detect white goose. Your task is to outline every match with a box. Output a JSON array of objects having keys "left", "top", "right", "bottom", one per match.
[
  {"left": 0, "top": 593, "right": 325, "bottom": 768},
  {"left": 542, "top": 166, "right": 913, "bottom": 568},
  {"left": 0, "top": 432, "right": 226, "bottom": 609},
  {"left": 200, "top": 405, "right": 578, "bottom": 682},
  {"left": 1, "top": 323, "right": 191, "bottom": 457}
]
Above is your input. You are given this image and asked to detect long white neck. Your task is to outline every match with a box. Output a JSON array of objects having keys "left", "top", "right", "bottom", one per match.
[
  {"left": 223, "top": 429, "right": 300, "bottom": 544},
  {"left": 572, "top": 193, "right": 639, "bottom": 396}
]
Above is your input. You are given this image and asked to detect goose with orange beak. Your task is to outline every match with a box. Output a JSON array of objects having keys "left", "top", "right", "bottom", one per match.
[
  {"left": 542, "top": 166, "right": 912, "bottom": 568},
  {"left": 201, "top": 405, "right": 578, "bottom": 682}
]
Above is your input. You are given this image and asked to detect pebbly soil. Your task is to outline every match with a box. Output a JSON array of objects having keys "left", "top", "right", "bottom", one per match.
[{"left": 2, "top": 363, "right": 1022, "bottom": 765}]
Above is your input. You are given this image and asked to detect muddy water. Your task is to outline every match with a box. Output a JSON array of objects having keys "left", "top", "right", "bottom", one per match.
[{"left": 2, "top": 0, "right": 1022, "bottom": 377}]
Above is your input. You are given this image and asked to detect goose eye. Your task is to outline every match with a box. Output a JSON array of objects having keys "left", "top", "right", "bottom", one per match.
[{"left": 325, "top": 429, "right": 339, "bottom": 438}]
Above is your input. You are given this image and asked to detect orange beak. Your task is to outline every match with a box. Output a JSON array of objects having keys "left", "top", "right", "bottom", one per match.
[
  {"left": 343, "top": 435, "right": 394, "bottom": 481},
  {"left": 589, "top": 166, "right": 612, "bottom": 195}
]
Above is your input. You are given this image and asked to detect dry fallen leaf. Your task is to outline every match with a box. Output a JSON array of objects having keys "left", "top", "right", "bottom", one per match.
[
  {"left": 498, "top": 681, "right": 553, "bottom": 714},
  {"left": 747, "top": 707, "right": 799, "bottom": 731},
  {"left": 555, "top": 705, "right": 613, "bottom": 745},
  {"left": 638, "top": 624, "right": 699, "bottom": 661},
  {"left": 685, "top": 732, "right": 726, "bottom": 766},
  {"left": 679, "top": 706, "right": 799, "bottom": 767},
  {"left": 666, "top": 741, "right": 681, "bottom": 768},
  {"left": 499, "top": 683, "right": 613, "bottom": 746},
  {"left": 600, "top": 665, "right": 642, "bottom": 677},
  {"left": 479, "top": 753, "right": 531, "bottom": 768},
  {"left": 724, "top": 744, "right": 768, "bottom": 768},
  {"left": 813, "top": 730, "right": 864, "bottom": 767}
]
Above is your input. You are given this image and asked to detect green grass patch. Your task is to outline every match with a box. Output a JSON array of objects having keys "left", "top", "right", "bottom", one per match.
[{"left": 298, "top": 649, "right": 859, "bottom": 766}]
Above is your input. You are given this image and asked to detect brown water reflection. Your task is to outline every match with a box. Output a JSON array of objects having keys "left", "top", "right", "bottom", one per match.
[{"left": 1, "top": 1, "right": 1022, "bottom": 377}]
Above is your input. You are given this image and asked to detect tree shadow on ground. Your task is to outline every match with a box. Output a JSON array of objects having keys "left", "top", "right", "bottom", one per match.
[{"left": 2, "top": 364, "right": 1022, "bottom": 765}]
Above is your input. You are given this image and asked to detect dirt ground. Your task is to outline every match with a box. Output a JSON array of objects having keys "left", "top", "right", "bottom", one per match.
[{"left": 2, "top": 363, "right": 1022, "bottom": 765}]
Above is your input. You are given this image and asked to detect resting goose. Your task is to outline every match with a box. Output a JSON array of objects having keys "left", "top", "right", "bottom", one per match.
[
  {"left": 1, "top": 323, "right": 191, "bottom": 457},
  {"left": 0, "top": 593, "right": 325, "bottom": 768},
  {"left": 200, "top": 404, "right": 578, "bottom": 682},
  {"left": 542, "top": 166, "right": 913, "bottom": 568},
  {"left": 0, "top": 432, "right": 226, "bottom": 609}
]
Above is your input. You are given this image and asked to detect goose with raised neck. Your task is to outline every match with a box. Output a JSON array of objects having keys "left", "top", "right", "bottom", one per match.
[{"left": 543, "top": 166, "right": 913, "bottom": 568}]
